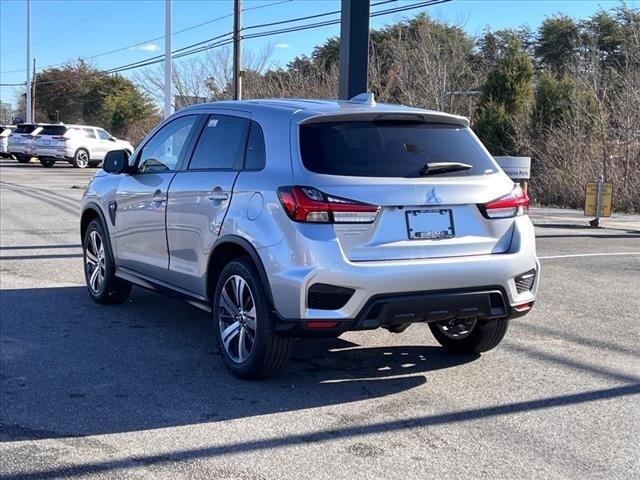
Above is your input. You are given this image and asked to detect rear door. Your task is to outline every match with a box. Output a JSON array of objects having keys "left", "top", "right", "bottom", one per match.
[
  {"left": 166, "top": 112, "right": 251, "bottom": 295},
  {"left": 295, "top": 119, "right": 516, "bottom": 262},
  {"left": 115, "top": 115, "right": 200, "bottom": 279}
]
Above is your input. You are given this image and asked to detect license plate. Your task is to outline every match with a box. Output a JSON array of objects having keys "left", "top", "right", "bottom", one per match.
[{"left": 406, "top": 208, "right": 455, "bottom": 240}]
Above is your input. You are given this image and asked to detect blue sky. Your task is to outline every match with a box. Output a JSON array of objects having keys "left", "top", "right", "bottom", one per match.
[{"left": 0, "top": 0, "right": 630, "bottom": 108}]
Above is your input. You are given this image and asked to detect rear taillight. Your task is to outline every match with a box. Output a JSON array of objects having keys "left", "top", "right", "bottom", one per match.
[
  {"left": 479, "top": 184, "right": 529, "bottom": 219},
  {"left": 277, "top": 186, "right": 379, "bottom": 224}
]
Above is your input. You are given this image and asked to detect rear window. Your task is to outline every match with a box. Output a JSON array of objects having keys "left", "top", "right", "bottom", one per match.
[
  {"left": 40, "top": 125, "right": 69, "bottom": 136},
  {"left": 14, "top": 124, "right": 37, "bottom": 134},
  {"left": 299, "top": 121, "right": 497, "bottom": 177}
]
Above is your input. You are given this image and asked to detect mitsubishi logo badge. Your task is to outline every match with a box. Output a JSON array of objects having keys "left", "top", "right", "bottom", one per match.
[{"left": 427, "top": 188, "right": 442, "bottom": 204}]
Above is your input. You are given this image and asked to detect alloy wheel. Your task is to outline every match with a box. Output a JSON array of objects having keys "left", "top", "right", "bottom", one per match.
[
  {"left": 85, "top": 230, "right": 106, "bottom": 293},
  {"left": 218, "top": 275, "right": 257, "bottom": 364}
]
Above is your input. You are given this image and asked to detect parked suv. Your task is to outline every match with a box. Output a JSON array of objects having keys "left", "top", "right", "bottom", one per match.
[
  {"left": 0, "top": 125, "right": 16, "bottom": 158},
  {"left": 80, "top": 96, "right": 539, "bottom": 379},
  {"left": 8, "top": 123, "right": 42, "bottom": 163},
  {"left": 35, "top": 124, "right": 133, "bottom": 168}
]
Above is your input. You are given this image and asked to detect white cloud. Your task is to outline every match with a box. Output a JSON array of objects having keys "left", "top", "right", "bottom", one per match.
[
  {"left": 132, "top": 43, "right": 161, "bottom": 52},
  {"left": 275, "top": 43, "right": 291, "bottom": 49}
]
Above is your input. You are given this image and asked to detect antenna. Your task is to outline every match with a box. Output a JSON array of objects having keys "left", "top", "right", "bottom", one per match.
[{"left": 349, "top": 92, "right": 376, "bottom": 106}]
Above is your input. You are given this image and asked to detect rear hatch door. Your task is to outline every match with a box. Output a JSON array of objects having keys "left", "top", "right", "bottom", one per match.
[{"left": 295, "top": 119, "right": 516, "bottom": 262}]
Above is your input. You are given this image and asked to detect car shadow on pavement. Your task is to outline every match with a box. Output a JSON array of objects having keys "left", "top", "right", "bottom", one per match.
[{"left": 0, "top": 286, "right": 477, "bottom": 442}]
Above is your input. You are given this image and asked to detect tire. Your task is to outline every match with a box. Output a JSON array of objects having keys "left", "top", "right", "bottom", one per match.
[
  {"left": 17, "top": 155, "right": 31, "bottom": 164},
  {"left": 73, "top": 149, "right": 90, "bottom": 168},
  {"left": 40, "top": 158, "right": 55, "bottom": 168},
  {"left": 429, "top": 318, "right": 510, "bottom": 354},
  {"left": 83, "top": 219, "right": 131, "bottom": 304},
  {"left": 213, "top": 258, "right": 291, "bottom": 379}
]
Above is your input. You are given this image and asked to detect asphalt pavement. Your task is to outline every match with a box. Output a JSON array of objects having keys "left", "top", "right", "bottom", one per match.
[{"left": 1, "top": 159, "right": 639, "bottom": 480}]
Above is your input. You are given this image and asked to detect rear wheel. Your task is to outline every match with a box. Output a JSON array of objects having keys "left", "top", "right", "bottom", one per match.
[
  {"left": 73, "top": 149, "right": 90, "bottom": 168},
  {"left": 83, "top": 219, "right": 131, "bottom": 304},
  {"left": 213, "top": 258, "right": 291, "bottom": 379},
  {"left": 429, "top": 318, "right": 509, "bottom": 354},
  {"left": 40, "top": 158, "right": 55, "bottom": 168}
]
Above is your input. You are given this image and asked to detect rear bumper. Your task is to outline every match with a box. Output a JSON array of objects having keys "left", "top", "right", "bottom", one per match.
[
  {"left": 36, "top": 147, "right": 73, "bottom": 160},
  {"left": 8, "top": 145, "right": 34, "bottom": 156},
  {"left": 276, "top": 286, "right": 532, "bottom": 337},
  {"left": 260, "top": 215, "right": 539, "bottom": 322}
]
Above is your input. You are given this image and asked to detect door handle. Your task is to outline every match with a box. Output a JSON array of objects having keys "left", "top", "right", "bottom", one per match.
[
  {"left": 152, "top": 189, "right": 167, "bottom": 204},
  {"left": 208, "top": 187, "right": 229, "bottom": 202}
]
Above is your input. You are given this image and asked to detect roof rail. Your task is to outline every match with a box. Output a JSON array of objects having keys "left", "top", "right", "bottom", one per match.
[{"left": 349, "top": 92, "right": 376, "bottom": 106}]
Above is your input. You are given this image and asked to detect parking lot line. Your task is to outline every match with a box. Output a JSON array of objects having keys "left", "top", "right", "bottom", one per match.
[{"left": 539, "top": 252, "right": 640, "bottom": 260}]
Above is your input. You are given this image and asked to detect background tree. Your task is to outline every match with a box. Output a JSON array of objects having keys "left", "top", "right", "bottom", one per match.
[{"left": 34, "top": 61, "right": 154, "bottom": 137}]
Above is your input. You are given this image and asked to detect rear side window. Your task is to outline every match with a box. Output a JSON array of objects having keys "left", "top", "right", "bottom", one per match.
[
  {"left": 0, "top": 128, "right": 13, "bottom": 137},
  {"left": 188, "top": 115, "right": 249, "bottom": 170},
  {"left": 14, "top": 124, "right": 37, "bottom": 134},
  {"left": 244, "top": 122, "right": 265, "bottom": 170},
  {"left": 299, "top": 121, "right": 497, "bottom": 177},
  {"left": 70, "top": 128, "right": 96, "bottom": 139},
  {"left": 40, "top": 125, "right": 68, "bottom": 136}
]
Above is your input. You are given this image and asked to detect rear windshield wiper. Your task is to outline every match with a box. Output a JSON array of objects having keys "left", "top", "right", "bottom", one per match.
[{"left": 419, "top": 162, "right": 473, "bottom": 176}]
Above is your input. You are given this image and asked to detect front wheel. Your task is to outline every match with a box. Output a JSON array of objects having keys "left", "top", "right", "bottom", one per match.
[
  {"left": 429, "top": 318, "right": 510, "bottom": 354},
  {"left": 213, "top": 258, "right": 291, "bottom": 379},
  {"left": 83, "top": 219, "right": 131, "bottom": 304}
]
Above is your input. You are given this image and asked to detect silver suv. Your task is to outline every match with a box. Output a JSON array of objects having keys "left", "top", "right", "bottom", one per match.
[
  {"left": 81, "top": 97, "right": 539, "bottom": 379},
  {"left": 35, "top": 124, "right": 133, "bottom": 168}
]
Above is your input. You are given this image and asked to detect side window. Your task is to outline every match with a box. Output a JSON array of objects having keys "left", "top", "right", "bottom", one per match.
[
  {"left": 97, "top": 129, "right": 111, "bottom": 140},
  {"left": 188, "top": 115, "right": 249, "bottom": 170},
  {"left": 244, "top": 122, "right": 266, "bottom": 170},
  {"left": 137, "top": 116, "right": 198, "bottom": 173},
  {"left": 83, "top": 128, "right": 97, "bottom": 139}
]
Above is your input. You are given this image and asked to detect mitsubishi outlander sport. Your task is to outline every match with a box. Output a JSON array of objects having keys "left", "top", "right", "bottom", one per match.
[{"left": 80, "top": 96, "right": 539, "bottom": 379}]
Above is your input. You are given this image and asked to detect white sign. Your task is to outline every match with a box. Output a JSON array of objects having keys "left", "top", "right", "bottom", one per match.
[{"left": 494, "top": 156, "right": 531, "bottom": 180}]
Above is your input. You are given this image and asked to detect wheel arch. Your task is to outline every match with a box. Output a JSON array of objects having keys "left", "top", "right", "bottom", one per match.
[
  {"left": 206, "top": 235, "right": 274, "bottom": 308},
  {"left": 81, "top": 203, "right": 115, "bottom": 260}
]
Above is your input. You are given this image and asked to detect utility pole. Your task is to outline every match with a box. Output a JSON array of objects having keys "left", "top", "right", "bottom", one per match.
[
  {"left": 338, "top": 0, "right": 370, "bottom": 100},
  {"left": 164, "top": 0, "right": 172, "bottom": 119},
  {"left": 26, "top": 0, "right": 32, "bottom": 123},
  {"left": 233, "top": 0, "right": 242, "bottom": 100},
  {"left": 32, "top": 58, "right": 36, "bottom": 122}
]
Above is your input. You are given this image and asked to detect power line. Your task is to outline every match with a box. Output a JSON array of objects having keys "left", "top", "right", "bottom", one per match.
[
  {"left": 0, "top": 0, "right": 292, "bottom": 74},
  {"left": 6, "top": 0, "right": 449, "bottom": 85},
  {"left": 1, "top": 1, "right": 118, "bottom": 55}
]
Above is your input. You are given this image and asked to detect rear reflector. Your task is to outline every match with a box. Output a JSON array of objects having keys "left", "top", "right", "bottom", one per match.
[
  {"left": 479, "top": 184, "right": 529, "bottom": 219},
  {"left": 306, "top": 321, "right": 339, "bottom": 329},
  {"left": 278, "top": 186, "right": 379, "bottom": 224},
  {"left": 514, "top": 302, "right": 533, "bottom": 312}
]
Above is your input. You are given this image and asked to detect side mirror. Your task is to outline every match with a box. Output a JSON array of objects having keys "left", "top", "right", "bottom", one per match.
[
  {"left": 109, "top": 137, "right": 117, "bottom": 142},
  {"left": 103, "top": 149, "right": 129, "bottom": 174}
]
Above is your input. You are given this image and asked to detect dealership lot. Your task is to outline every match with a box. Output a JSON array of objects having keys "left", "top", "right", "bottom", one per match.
[{"left": 1, "top": 159, "right": 639, "bottom": 479}]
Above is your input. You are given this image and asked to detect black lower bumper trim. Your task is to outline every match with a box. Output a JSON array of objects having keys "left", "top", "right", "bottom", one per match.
[{"left": 275, "top": 286, "right": 525, "bottom": 338}]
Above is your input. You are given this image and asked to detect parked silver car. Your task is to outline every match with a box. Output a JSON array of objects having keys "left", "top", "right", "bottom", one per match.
[
  {"left": 35, "top": 124, "right": 133, "bottom": 168},
  {"left": 80, "top": 96, "right": 539, "bottom": 379},
  {"left": 7, "top": 123, "right": 41, "bottom": 163},
  {"left": 0, "top": 125, "right": 16, "bottom": 158}
]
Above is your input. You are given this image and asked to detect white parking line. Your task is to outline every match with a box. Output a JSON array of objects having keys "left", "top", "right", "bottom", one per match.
[{"left": 540, "top": 252, "right": 640, "bottom": 260}]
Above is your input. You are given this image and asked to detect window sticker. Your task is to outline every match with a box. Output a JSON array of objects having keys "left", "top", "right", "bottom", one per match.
[{"left": 208, "top": 119, "right": 219, "bottom": 127}]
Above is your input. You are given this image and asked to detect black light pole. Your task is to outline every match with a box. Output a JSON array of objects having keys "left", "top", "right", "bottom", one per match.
[{"left": 338, "top": 0, "right": 370, "bottom": 100}]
